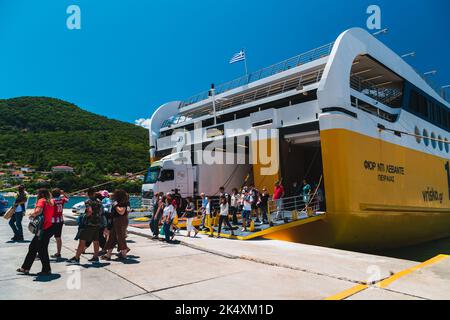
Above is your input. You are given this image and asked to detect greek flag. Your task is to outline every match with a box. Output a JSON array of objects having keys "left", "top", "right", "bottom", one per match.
[{"left": 229, "top": 50, "right": 246, "bottom": 64}]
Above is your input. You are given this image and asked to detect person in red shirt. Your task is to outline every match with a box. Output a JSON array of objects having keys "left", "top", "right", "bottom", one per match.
[
  {"left": 51, "top": 189, "right": 69, "bottom": 259},
  {"left": 17, "top": 188, "right": 55, "bottom": 276},
  {"left": 273, "top": 181, "right": 285, "bottom": 221}
]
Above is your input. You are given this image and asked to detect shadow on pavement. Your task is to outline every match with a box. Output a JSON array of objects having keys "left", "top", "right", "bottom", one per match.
[
  {"left": 79, "top": 263, "right": 111, "bottom": 269},
  {"left": 6, "top": 240, "right": 31, "bottom": 244},
  {"left": 33, "top": 274, "right": 62, "bottom": 282},
  {"left": 115, "top": 258, "right": 140, "bottom": 265}
]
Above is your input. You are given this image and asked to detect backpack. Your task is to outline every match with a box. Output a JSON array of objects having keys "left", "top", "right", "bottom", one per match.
[{"left": 84, "top": 199, "right": 103, "bottom": 226}]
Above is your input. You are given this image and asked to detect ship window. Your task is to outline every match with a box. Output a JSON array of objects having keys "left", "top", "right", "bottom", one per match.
[
  {"left": 414, "top": 126, "right": 421, "bottom": 144},
  {"left": 438, "top": 135, "right": 443, "bottom": 151},
  {"left": 409, "top": 90, "right": 428, "bottom": 118},
  {"left": 445, "top": 138, "right": 449, "bottom": 153},
  {"left": 423, "top": 129, "right": 430, "bottom": 147},
  {"left": 441, "top": 108, "right": 448, "bottom": 129},
  {"left": 159, "top": 170, "right": 174, "bottom": 182},
  {"left": 431, "top": 132, "right": 437, "bottom": 149}
]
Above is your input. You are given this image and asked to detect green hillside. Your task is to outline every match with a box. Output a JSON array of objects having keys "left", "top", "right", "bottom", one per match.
[{"left": 0, "top": 97, "right": 149, "bottom": 175}]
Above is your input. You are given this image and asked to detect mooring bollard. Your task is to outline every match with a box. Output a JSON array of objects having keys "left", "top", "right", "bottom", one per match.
[{"left": 292, "top": 210, "right": 298, "bottom": 221}]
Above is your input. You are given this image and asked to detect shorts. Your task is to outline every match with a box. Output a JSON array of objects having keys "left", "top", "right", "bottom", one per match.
[
  {"left": 242, "top": 210, "right": 251, "bottom": 220},
  {"left": 53, "top": 222, "right": 64, "bottom": 238},
  {"left": 78, "top": 226, "right": 100, "bottom": 242}
]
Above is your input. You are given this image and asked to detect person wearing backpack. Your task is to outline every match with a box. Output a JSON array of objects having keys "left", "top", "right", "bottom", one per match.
[
  {"left": 182, "top": 197, "right": 198, "bottom": 238},
  {"left": 150, "top": 194, "right": 164, "bottom": 240},
  {"left": 161, "top": 194, "right": 176, "bottom": 243},
  {"left": 249, "top": 185, "right": 261, "bottom": 223},
  {"left": 68, "top": 188, "right": 103, "bottom": 264},
  {"left": 17, "top": 188, "right": 55, "bottom": 276}
]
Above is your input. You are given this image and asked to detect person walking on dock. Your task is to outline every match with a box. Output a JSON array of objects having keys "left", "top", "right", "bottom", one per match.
[
  {"left": 230, "top": 188, "right": 239, "bottom": 225},
  {"left": 17, "top": 188, "right": 55, "bottom": 276},
  {"left": 273, "top": 181, "right": 285, "bottom": 221},
  {"left": 9, "top": 185, "right": 28, "bottom": 242},
  {"left": 203, "top": 197, "right": 213, "bottom": 233},
  {"left": 217, "top": 196, "right": 235, "bottom": 238},
  {"left": 0, "top": 193, "right": 8, "bottom": 216},
  {"left": 183, "top": 197, "right": 198, "bottom": 238},
  {"left": 68, "top": 188, "right": 103, "bottom": 264},
  {"left": 249, "top": 185, "right": 261, "bottom": 223},
  {"left": 161, "top": 194, "right": 176, "bottom": 243},
  {"left": 50, "top": 189, "right": 68, "bottom": 259},
  {"left": 150, "top": 193, "right": 164, "bottom": 240},
  {"left": 259, "top": 187, "right": 270, "bottom": 224},
  {"left": 241, "top": 190, "right": 253, "bottom": 232},
  {"left": 200, "top": 193, "right": 208, "bottom": 230},
  {"left": 102, "top": 190, "right": 131, "bottom": 260}
]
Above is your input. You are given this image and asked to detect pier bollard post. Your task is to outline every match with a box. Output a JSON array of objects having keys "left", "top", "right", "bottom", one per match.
[{"left": 250, "top": 220, "right": 255, "bottom": 232}]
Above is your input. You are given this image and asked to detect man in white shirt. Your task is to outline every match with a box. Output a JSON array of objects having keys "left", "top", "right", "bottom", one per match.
[
  {"left": 241, "top": 191, "right": 253, "bottom": 232},
  {"left": 9, "top": 185, "right": 28, "bottom": 242},
  {"left": 163, "top": 195, "right": 177, "bottom": 242}
]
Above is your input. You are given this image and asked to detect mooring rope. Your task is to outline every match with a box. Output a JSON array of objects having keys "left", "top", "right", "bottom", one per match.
[{"left": 0, "top": 170, "right": 148, "bottom": 196}]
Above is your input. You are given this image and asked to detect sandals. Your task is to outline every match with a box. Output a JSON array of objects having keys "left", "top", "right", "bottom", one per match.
[
  {"left": 101, "top": 255, "right": 111, "bottom": 261},
  {"left": 16, "top": 268, "right": 30, "bottom": 275}
]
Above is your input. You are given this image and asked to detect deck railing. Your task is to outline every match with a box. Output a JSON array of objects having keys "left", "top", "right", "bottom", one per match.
[
  {"left": 182, "top": 42, "right": 335, "bottom": 108},
  {"left": 268, "top": 194, "right": 324, "bottom": 220},
  {"left": 350, "top": 75, "right": 403, "bottom": 108},
  {"left": 161, "top": 68, "right": 324, "bottom": 129}
]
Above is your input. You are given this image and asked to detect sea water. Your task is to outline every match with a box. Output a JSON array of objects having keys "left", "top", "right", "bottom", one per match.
[{"left": 3, "top": 196, "right": 142, "bottom": 209}]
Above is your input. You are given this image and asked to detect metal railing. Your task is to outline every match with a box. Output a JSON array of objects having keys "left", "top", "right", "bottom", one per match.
[
  {"left": 350, "top": 75, "right": 403, "bottom": 108},
  {"left": 182, "top": 42, "right": 335, "bottom": 108},
  {"left": 214, "top": 69, "right": 323, "bottom": 114},
  {"left": 161, "top": 68, "right": 324, "bottom": 129},
  {"left": 268, "top": 194, "right": 324, "bottom": 218},
  {"left": 350, "top": 97, "right": 398, "bottom": 122}
]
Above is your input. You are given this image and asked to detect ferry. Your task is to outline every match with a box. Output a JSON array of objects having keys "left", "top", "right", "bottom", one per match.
[{"left": 144, "top": 28, "right": 450, "bottom": 250}]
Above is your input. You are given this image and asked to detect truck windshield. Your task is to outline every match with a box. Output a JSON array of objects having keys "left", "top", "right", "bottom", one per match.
[{"left": 144, "top": 166, "right": 161, "bottom": 184}]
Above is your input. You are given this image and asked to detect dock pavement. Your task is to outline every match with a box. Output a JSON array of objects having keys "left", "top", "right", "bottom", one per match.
[{"left": 0, "top": 210, "right": 448, "bottom": 300}]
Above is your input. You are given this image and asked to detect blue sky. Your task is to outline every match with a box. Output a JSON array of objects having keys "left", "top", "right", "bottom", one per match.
[{"left": 0, "top": 0, "right": 449, "bottom": 125}]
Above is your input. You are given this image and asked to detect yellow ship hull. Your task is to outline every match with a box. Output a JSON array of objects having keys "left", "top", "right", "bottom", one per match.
[{"left": 264, "top": 129, "right": 450, "bottom": 250}]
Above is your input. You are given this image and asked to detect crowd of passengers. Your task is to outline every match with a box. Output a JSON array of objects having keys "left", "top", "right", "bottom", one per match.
[
  {"left": 149, "top": 179, "right": 324, "bottom": 242},
  {"left": 3, "top": 185, "right": 132, "bottom": 276}
]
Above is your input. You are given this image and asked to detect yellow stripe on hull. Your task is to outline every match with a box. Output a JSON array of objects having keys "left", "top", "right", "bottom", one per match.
[{"left": 265, "top": 129, "right": 450, "bottom": 250}]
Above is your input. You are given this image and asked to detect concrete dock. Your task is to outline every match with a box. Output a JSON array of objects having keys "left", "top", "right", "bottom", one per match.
[{"left": 0, "top": 211, "right": 448, "bottom": 300}]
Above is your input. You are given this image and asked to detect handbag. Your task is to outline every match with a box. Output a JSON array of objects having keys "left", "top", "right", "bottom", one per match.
[
  {"left": 28, "top": 201, "right": 46, "bottom": 236},
  {"left": 28, "top": 215, "right": 44, "bottom": 235},
  {"left": 3, "top": 207, "right": 16, "bottom": 220}
]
